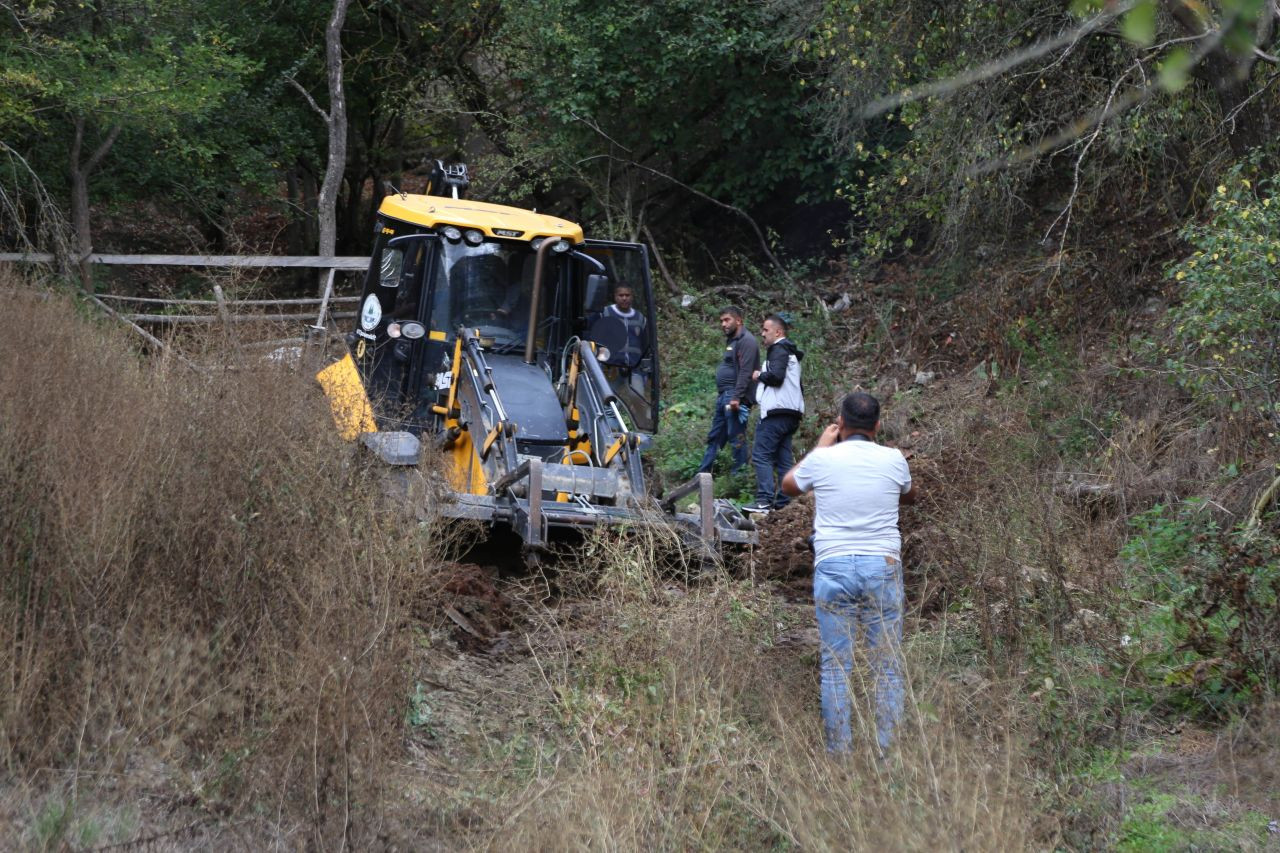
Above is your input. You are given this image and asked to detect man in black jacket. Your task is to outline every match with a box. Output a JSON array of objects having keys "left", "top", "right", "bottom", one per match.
[
  {"left": 697, "top": 306, "right": 759, "bottom": 476},
  {"left": 743, "top": 314, "right": 804, "bottom": 513}
]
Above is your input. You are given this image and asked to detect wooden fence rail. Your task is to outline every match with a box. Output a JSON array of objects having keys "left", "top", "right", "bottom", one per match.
[
  {"left": 126, "top": 312, "right": 358, "bottom": 325},
  {"left": 96, "top": 294, "right": 361, "bottom": 307},
  {"left": 0, "top": 252, "right": 369, "bottom": 269},
  {"left": 0, "top": 253, "right": 372, "bottom": 364}
]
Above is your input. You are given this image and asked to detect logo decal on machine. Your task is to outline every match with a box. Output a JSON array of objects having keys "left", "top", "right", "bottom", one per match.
[{"left": 360, "top": 294, "right": 382, "bottom": 331}]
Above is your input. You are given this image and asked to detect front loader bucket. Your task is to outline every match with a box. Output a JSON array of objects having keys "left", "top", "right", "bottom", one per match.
[{"left": 428, "top": 465, "right": 756, "bottom": 559}]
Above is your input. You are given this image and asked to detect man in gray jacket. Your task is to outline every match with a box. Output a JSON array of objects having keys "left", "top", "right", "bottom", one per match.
[
  {"left": 696, "top": 306, "right": 759, "bottom": 476},
  {"left": 743, "top": 314, "right": 803, "bottom": 513}
]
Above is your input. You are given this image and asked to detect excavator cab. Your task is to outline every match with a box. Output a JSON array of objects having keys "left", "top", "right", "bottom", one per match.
[
  {"left": 348, "top": 223, "right": 659, "bottom": 436},
  {"left": 317, "top": 163, "right": 754, "bottom": 557}
]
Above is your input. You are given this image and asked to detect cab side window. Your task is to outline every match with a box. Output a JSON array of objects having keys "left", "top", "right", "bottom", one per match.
[{"left": 379, "top": 247, "right": 403, "bottom": 288}]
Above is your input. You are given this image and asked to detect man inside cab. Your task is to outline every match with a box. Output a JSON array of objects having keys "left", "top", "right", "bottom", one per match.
[
  {"left": 589, "top": 282, "right": 647, "bottom": 369},
  {"left": 587, "top": 281, "right": 653, "bottom": 428}
]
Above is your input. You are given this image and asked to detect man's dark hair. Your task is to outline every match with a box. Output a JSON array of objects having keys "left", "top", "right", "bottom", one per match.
[
  {"left": 613, "top": 281, "right": 633, "bottom": 294},
  {"left": 840, "top": 391, "right": 880, "bottom": 432},
  {"left": 763, "top": 313, "right": 788, "bottom": 334},
  {"left": 719, "top": 305, "right": 743, "bottom": 320}
]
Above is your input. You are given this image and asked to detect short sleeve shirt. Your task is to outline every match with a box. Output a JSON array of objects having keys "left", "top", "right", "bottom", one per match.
[{"left": 792, "top": 438, "right": 912, "bottom": 563}]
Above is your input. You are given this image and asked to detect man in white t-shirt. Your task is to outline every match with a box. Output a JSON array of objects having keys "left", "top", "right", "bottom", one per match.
[{"left": 781, "top": 391, "right": 917, "bottom": 755}]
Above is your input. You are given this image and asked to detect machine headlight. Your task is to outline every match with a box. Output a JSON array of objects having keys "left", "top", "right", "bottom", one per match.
[
  {"left": 441, "top": 225, "right": 462, "bottom": 241},
  {"left": 463, "top": 228, "right": 484, "bottom": 245},
  {"left": 387, "top": 322, "right": 402, "bottom": 338},
  {"left": 360, "top": 294, "right": 382, "bottom": 331},
  {"left": 531, "top": 237, "right": 572, "bottom": 253},
  {"left": 400, "top": 321, "right": 426, "bottom": 340},
  {"left": 596, "top": 346, "right": 611, "bottom": 362}
]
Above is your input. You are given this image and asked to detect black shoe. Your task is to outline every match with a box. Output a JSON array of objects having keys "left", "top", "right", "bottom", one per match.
[{"left": 741, "top": 500, "right": 773, "bottom": 515}]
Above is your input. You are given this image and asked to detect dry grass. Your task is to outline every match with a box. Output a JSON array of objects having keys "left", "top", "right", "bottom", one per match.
[
  {"left": 0, "top": 273, "right": 445, "bottom": 847},
  {"left": 416, "top": 531, "right": 1038, "bottom": 851}
]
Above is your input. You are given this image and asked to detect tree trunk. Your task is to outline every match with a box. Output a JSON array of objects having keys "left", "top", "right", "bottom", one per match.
[
  {"left": 68, "top": 116, "right": 121, "bottom": 290},
  {"left": 316, "top": 0, "right": 351, "bottom": 294},
  {"left": 1167, "top": 0, "right": 1277, "bottom": 158},
  {"left": 69, "top": 167, "right": 92, "bottom": 289}
]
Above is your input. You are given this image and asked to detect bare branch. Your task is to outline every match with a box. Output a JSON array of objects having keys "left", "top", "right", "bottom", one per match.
[
  {"left": 0, "top": 141, "right": 71, "bottom": 266},
  {"left": 859, "top": 1, "right": 1136, "bottom": 120},
  {"left": 973, "top": 19, "right": 1229, "bottom": 176},
  {"left": 83, "top": 124, "right": 122, "bottom": 175},
  {"left": 286, "top": 75, "right": 330, "bottom": 123},
  {"left": 1042, "top": 61, "right": 1138, "bottom": 271},
  {"left": 570, "top": 112, "right": 634, "bottom": 154},
  {"left": 577, "top": 154, "right": 792, "bottom": 285},
  {"left": 1222, "top": 68, "right": 1280, "bottom": 128}
]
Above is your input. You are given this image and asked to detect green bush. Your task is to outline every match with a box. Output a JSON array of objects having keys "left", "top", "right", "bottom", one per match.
[
  {"left": 1163, "top": 164, "right": 1280, "bottom": 429},
  {"left": 1118, "top": 499, "right": 1280, "bottom": 716}
]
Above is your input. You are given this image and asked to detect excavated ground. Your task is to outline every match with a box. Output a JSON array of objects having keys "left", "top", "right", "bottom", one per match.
[{"left": 748, "top": 498, "right": 816, "bottom": 601}]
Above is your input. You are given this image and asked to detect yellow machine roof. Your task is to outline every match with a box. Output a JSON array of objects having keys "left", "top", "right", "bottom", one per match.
[{"left": 378, "top": 194, "right": 585, "bottom": 244}]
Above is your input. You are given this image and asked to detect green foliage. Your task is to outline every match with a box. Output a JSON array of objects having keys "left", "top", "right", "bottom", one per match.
[
  {"left": 786, "top": 1, "right": 1089, "bottom": 256},
  {"left": 1115, "top": 788, "right": 1272, "bottom": 851},
  {"left": 1162, "top": 164, "right": 1280, "bottom": 428},
  {"left": 780, "top": 0, "right": 1263, "bottom": 262},
  {"left": 407, "top": 681, "right": 436, "bottom": 733},
  {"left": 1121, "top": 499, "right": 1220, "bottom": 599},
  {"left": 1118, "top": 499, "right": 1280, "bottom": 716},
  {"left": 31, "top": 796, "right": 74, "bottom": 850},
  {"left": 495, "top": 0, "right": 834, "bottom": 235},
  {"left": 1119, "top": 1, "right": 1157, "bottom": 47},
  {"left": 0, "top": 1, "right": 255, "bottom": 155},
  {"left": 0, "top": 0, "right": 264, "bottom": 253}
]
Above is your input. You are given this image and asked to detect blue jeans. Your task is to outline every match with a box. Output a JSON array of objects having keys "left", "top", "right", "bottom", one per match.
[
  {"left": 814, "top": 554, "right": 905, "bottom": 754},
  {"left": 697, "top": 390, "right": 749, "bottom": 475},
  {"left": 752, "top": 412, "right": 798, "bottom": 506}
]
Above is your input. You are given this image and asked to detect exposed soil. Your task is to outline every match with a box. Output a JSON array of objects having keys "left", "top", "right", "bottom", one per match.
[
  {"left": 429, "top": 562, "right": 518, "bottom": 653},
  {"left": 750, "top": 497, "right": 815, "bottom": 600}
]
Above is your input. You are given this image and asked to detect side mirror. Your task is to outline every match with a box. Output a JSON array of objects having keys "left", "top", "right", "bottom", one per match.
[{"left": 584, "top": 273, "right": 610, "bottom": 312}]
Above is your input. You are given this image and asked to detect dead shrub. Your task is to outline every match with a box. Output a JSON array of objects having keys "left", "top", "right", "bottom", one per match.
[{"left": 0, "top": 275, "right": 442, "bottom": 844}]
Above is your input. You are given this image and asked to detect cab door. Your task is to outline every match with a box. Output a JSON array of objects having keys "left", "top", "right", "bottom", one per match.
[
  {"left": 353, "top": 223, "right": 439, "bottom": 430},
  {"left": 577, "top": 240, "right": 660, "bottom": 432}
]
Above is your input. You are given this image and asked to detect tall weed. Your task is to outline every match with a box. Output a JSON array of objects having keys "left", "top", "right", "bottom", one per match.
[{"left": 0, "top": 277, "right": 440, "bottom": 844}]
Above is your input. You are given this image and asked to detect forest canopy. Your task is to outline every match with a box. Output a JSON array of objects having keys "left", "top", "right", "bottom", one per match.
[{"left": 1, "top": 0, "right": 1278, "bottom": 269}]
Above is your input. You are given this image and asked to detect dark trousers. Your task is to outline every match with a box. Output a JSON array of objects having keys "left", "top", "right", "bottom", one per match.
[
  {"left": 752, "top": 412, "right": 799, "bottom": 506},
  {"left": 698, "top": 390, "right": 749, "bottom": 475}
]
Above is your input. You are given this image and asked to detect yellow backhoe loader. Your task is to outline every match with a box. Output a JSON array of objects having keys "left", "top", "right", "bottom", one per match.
[{"left": 316, "top": 162, "right": 756, "bottom": 560}]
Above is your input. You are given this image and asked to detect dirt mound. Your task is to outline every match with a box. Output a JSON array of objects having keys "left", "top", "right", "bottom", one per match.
[{"left": 751, "top": 497, "right": 815, "bottom": 598}]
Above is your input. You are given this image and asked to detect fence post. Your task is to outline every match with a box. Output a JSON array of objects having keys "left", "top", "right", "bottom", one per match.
[
  {"left": 305, "top": 267, "right": 338, "bottom": 368},
  {"left": 212, "top": 284, "right": 231, "bottom": 332}
]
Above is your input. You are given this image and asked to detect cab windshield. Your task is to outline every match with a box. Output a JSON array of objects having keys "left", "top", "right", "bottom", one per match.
[{"left": 435, "top": 240, "right": 546, "bottom": 352}]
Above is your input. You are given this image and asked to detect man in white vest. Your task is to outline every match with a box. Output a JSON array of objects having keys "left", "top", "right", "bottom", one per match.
[{"left": 743, "top": 314, "right": 804, "bottom": 514}]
